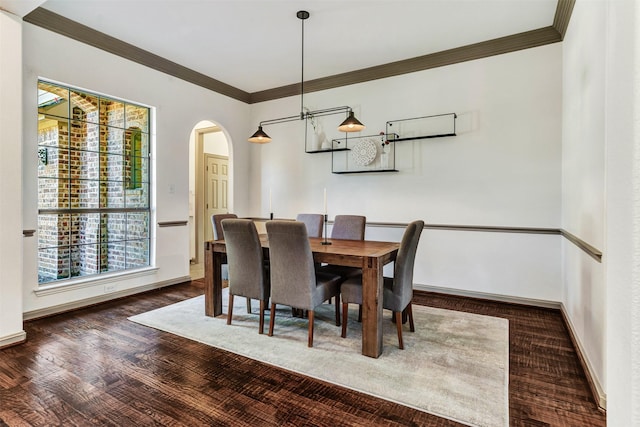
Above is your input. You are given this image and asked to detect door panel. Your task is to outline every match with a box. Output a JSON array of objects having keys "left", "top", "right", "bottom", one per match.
[{"left": 205, "top": 155, "right": 229, "bottom": 241}]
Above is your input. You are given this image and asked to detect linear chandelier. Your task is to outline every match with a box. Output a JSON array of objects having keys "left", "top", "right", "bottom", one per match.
[{"left": 248, "top": 10, "right": 365, "bottom": 144}]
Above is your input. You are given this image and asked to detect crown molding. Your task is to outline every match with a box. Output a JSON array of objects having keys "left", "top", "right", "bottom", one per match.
[
  {"left": 250, "top": 26, "right": 561, "bottom": 103},
  {"left": 23, "top": 1, "right": 572, "bottom": 105},
  {"left": 23, "top": 7, "right": 251, "bottom": 103},
  {"left": 553, "top": 0, "right": 577, "bottom": 40}
]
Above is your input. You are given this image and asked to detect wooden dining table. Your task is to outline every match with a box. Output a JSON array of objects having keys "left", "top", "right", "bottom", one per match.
[{"left": 204, "top": 235, "right": 400, "bottom": 358}]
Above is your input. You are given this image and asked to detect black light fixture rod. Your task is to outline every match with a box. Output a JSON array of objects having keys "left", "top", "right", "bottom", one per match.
[
  {"left": 248, "top": 10, "right": 364, "bottom": 143},
  {"left": 301, "top": 12, "right": 304, "bottom": 117},
  {"left": 259, "top": 114, "right": 302, "bottom": 127},
  {"left": 307, "top": 106, "right": 352, "bottom": 118},
  {"left": 257, "top": 106, "right": 353, "bottom": 128},
  {"left": 297, "top": 10, "right": 310, "bottom": 118}
]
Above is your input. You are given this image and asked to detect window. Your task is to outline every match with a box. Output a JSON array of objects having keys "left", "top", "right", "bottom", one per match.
[{"left": 37, "top": 80, "right": 151, "bottom": 284}]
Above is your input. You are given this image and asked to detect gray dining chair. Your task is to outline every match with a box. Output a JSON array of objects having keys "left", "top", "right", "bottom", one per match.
[
  {"left": 340, "top": 220, "right": 424, "bottom": 349},
  {"left": 266, "top": 220, "right": 342, "bottom": 347},
  {"left": 212, "top": 213, "right": 252, "bottom": 309},
  {"left": 331, "top": 215, "right": 366, "bottom": 240},
  {"left": 295, "top": 213, "right": 324, "bottom": 238},
  {"left": 212, "top": 213, "right": 238, "bottom": 240},
  {"left": 221, "top": 219, "right": 270, "bottom": 334},
  {"left": 317, "top": 215, "right": 367, "bottom": 281}
]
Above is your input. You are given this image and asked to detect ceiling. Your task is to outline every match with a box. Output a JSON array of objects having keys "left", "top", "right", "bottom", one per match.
[{"left": 4, "top": 0, "right": 560, "bottom": 96}]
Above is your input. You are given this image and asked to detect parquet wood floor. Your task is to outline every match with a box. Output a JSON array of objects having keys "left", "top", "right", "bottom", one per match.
[{"left": 0, "top": 280, "right": 606, "bottom": 426}]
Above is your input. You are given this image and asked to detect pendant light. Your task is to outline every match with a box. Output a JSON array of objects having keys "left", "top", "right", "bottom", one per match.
[
  {"left": 248, "top": 10, "right": 365, "bottom": 143},
  {"left": 248, "top": 126, "right": 271, "bottom": 144},
  {"left": 338, "top": 111, "right": 365, "bottom": 132}
]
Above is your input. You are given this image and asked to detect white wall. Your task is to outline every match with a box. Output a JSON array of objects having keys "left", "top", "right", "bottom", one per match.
[
  {"left": 20, "top": 23, "right": 251, "bottom": 316},
  {"left": 204, "top": 131, "right": 229, "bottom": 156},
  {"left": 249, "top": 43, "right": 563, "bottom": 302},
  {"left": 0, "top": 10, "right": 26, "bottom": 347},
  {"left": 603, "top": 0, "right": 640, "bottom": 424},
  {"left": 561, "top": 0, "right": 607, "bottom": 405}
]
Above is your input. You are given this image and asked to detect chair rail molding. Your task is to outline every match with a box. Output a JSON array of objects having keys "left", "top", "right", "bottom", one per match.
[
  {"left": 250, "top": 218, "right": 602, "bottom": 262},
  {"left": 158, "top": 220, "right": 189, "bottom": 227}
]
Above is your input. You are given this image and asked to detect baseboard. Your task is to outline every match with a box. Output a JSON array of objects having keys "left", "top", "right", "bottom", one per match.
[
  {"left": 23, "top": 276, "right": 191, "bottom": 321},
  {"left": 560, "top": 303, "right": 607, "bottom": 411},
  {"left": 414, "top": 283, "right": 562, "bottom": 309},
  {"left": 0, "top": 330, "right": 27, "bottom": 349}
]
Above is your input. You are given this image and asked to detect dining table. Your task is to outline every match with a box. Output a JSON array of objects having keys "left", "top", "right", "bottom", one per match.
[{"left": 204, "top": 234, "right": 400, "bottom": 358}]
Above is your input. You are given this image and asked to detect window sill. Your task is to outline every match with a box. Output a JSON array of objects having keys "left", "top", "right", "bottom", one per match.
[{"left": 34, "top": 266, "right": 159, "bottom": 297}]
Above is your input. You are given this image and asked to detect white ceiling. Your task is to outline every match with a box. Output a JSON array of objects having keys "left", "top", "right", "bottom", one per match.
[{"left": 8, "top": 0, "right": 558, "bottom": 94}]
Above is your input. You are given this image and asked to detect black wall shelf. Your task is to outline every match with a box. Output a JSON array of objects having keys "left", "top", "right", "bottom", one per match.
[
  {"left": 304, "top": 111, "right": 457, "bottom": 174},
  {"left": 306, "top": 147, "right": 350, "bottom": 154},
  {"left": 386, "top": 112, "right": 457, "bottom": 143},
  {"left": 393, "top": 132, "right": 456, "bottom": 142},
  {"left": 333, "top": 169, "right": 399, "bottom": 175}
]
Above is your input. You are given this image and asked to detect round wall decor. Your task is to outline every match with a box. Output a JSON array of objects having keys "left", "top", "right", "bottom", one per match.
[{"left": 351, "top": 138, "right": 378, "bottom": 166}]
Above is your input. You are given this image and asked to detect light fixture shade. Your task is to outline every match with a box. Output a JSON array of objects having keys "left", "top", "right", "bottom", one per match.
[
  {"left": 248, "top": 126, "right": 271, "bottom": 144},
  {"left": 337, "top": 111, "right": 365, "bottom": 132}
]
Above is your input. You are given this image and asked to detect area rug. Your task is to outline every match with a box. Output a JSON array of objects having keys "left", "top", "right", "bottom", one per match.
[{"left": 129, "top": 290, "right": 509, "bottom": 427}]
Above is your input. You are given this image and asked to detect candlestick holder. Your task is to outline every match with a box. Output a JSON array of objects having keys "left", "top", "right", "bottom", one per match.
[{"left": 322, "top": 214, "right": 332, "bottom": 245}]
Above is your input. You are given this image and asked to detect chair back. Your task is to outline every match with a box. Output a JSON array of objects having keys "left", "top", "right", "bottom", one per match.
[
  {"left": 389, "top": 220, "right": 424, "bottom": 310},
  {"left": 295, "top": 213, "right": 323, "bottom": 238},
  {"left": 212, "top": 213, "right": 238, "bottom": 240},
  {"left": 331, "top": 215, "right": 366, "bottom": 240},
  {"left": 221, "top": 219, "right": 269, "bottom": 300},
  {"left": 266, "top": 220, "right": 318, "bottom": 310}
]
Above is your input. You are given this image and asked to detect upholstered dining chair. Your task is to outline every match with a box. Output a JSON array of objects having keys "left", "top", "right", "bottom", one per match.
[
  {"left": 212, "top": 213, "right": 248, "bottom": 308},
  {"left": 221, "top": 219, "right": 270, "bottom": 334},
  {"left": 266, "top": 220, "right": 342, "bottom": 347},
  {"left": 340, "top": 220, "right": 424, "bottom": 349},
  {"left": 295, "top": 213, "right": 324, "bottom": 238},
  {"left": 331, "top": 215, "right": 366, "bottom": 240},
  {"left": 317, "top": 215, "right": 367, "bottom": 281},
  {"left": 212, "top": 213, "right": 238, "bottom": 240}
]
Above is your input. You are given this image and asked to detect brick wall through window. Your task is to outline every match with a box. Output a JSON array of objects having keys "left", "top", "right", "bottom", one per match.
[{"left": 37, "top": 80, "right": 151, "bottom": 284}]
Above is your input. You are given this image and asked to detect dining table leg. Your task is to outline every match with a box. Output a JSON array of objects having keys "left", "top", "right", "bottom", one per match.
[
  {"left": 204, "top": 241, "right": 224, "bottom": 317},
  {"left": 361, "top": 256, "right": 384, "bottom": 358}
]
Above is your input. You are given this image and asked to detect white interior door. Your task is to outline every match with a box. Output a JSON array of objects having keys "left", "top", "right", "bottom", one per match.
[{"left": 204, "top": 154, "right": 229, "bottom": 241}]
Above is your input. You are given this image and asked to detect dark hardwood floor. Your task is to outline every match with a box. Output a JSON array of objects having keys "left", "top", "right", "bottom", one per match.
[{"left": 0, "top": 280, "right": 606, "bottom": 426}]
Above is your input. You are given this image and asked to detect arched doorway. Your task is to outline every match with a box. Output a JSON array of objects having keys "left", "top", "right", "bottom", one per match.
[{"left": 189, "top": 120, "right": 232, "bottom": 279}]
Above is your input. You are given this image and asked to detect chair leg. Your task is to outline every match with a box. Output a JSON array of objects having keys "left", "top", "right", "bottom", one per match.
[
  {"left": 259, "top": 300, "right": 266, "bottom": 334},
  {"left": 358, "top": 305, "right": 362, "bottom": 322},
  {"left": 308, "top": 310, "right": 315, "bottom": 347},
  {"left": 334, "top": 296, "right": 341, "bottom": 326},
  {"left": 227, "top": 293, "right": 234, "bottom": 325},
  {"left": 246, "top": 297, "right": 252, "bottom": 314},
  {"left": 268, "top": 303, "right": 276, "bottom": 336},
  {"left": 341, "top": 303, "right": 349, "bottom": 338},
  {"left": 407, "top": 303, "right": 415, "bottom": 332},
  {"left": 394, "top": 311, "right": 404, "bottom": 350}
]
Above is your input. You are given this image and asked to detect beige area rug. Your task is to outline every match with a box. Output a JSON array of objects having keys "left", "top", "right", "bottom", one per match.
[{"left": 129, "top": 290, "right": 509, "bottom": 427}]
